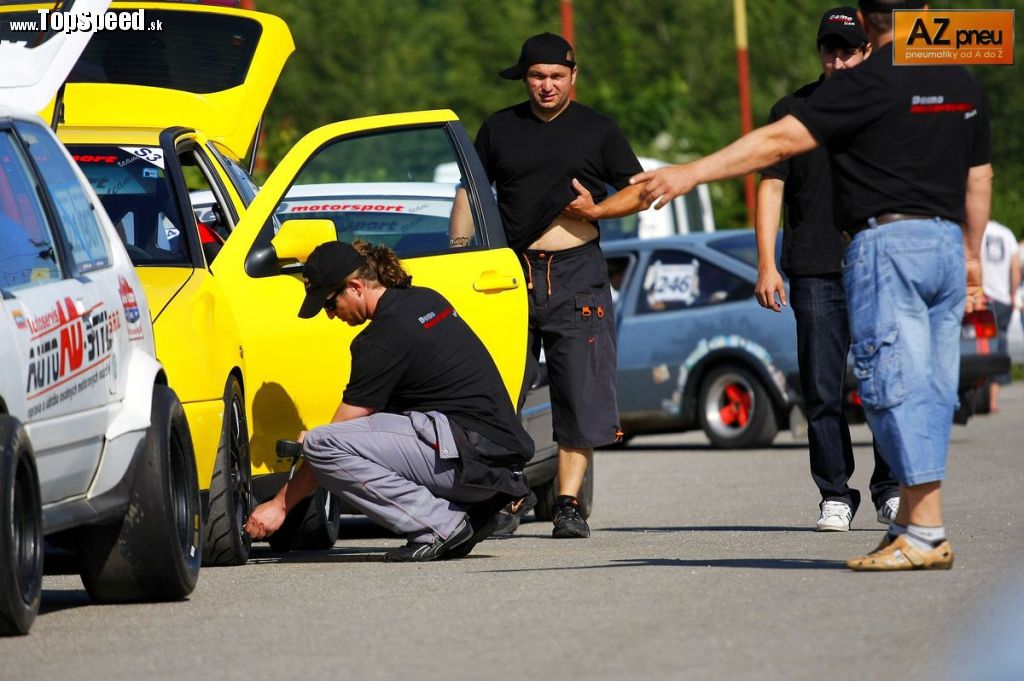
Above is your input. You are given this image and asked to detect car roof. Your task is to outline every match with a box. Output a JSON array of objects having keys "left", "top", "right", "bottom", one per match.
[
  {"left": 602, "top": 228, "right": 753, "bottom": 252},
  {"left": 57, "top": 126, "right": 163, "bottom": 146}
]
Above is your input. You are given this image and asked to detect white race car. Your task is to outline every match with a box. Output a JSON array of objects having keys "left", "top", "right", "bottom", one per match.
[{"left": 0, "top": 0, "right": 200, "bottom": 636}]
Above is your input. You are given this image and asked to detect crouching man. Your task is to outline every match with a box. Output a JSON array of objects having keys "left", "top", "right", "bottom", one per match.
[{"left": 244, "top": 241, "right": 534, "bottom": 561}]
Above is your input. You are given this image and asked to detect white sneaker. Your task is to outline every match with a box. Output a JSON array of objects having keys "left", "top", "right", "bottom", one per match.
[
  {"left": 876, "top": 497, "right": 900, "bottom": 525},
  {"left": 816, "top": 500, "right": 853, "bottom": 532}
]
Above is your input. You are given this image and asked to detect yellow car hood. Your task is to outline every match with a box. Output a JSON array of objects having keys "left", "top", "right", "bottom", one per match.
[
  {"left": 136, "top": 267, "right": 194, "bottom": 323},
  {"left": 37, "top": 1, "right": 294, "bottom": 159}
]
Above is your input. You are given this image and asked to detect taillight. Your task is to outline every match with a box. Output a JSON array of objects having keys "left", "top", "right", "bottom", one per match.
[{"left": 962, "top": 308, "right": 998, "bottom": 339}]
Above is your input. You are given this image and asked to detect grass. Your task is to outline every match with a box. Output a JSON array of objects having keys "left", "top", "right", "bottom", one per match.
[{"left": 1012, "top": 364, "right": 1024, "bottom": 382}]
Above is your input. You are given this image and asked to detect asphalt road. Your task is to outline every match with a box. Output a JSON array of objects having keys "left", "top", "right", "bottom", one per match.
[{"left": 3, "top": 384, "right": 1023, "bottom": 681}]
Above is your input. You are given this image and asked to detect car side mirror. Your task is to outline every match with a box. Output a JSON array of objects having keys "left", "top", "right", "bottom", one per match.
[{"left": 270, "top": 219, "right": 337, "bottom": 263}]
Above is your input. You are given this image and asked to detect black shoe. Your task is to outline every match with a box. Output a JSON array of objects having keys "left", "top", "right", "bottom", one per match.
[
  {"left": 384, "top": 519, "right": 472, "bottom": 562},
  {"left": 490, "top": 490, "right": 538, "bottom": 538},
  {"left": 552, "top": 497, "right": 590, "bottom": 539},
  {"left": 445, "top": 491, "right": 529, "bottom": 559}
]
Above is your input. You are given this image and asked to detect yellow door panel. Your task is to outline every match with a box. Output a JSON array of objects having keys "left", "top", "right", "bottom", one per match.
[{"left": 136, "top": 267, "right": 193, "bottom": 320}]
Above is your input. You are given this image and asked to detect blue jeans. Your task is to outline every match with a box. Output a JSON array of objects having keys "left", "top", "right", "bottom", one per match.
[
  {"left": 790, "top": 275, "right": 897, "bottom": 512},
  {"left": 842, "top": 219, "right": 965, "bottom": 486}
]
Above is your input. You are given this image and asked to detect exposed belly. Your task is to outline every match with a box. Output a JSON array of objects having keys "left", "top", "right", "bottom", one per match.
[{"left": 528, "top": 216, "right": 598, "bottom": 251}]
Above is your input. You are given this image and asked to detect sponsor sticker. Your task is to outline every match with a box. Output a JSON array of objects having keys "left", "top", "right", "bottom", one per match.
[
  {"left": 643, "top": 260, "right": 700, "bottom": 307},
  {"left": 894, "top": 9, "right": 1015, "bottom": 65},
  {"left": 118, "top": 275, "right": 144, "bottom": 340}
]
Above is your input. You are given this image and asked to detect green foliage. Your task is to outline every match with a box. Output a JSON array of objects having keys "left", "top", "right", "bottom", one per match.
[{"left": 254, "top": 0, "right": 1023, "bottom": 236}]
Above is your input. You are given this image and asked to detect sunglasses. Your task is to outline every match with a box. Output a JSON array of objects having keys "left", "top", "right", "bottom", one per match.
[{"left": 323, "top": 288, "right": 344, "bottom": 312}]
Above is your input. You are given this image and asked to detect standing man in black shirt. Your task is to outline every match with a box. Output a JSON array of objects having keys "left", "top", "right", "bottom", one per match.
[
  {"left": 244, "top": 241, "right": 534, "bottom": 562},
  {"left": 755, "top": 7, "right": 898, "bottom": 533},
  {"left": 634, "top": 0, "right": 991, "bottom": 571},
  {"left": 472, "top": 32, "right": 648, "bottom": 539}
]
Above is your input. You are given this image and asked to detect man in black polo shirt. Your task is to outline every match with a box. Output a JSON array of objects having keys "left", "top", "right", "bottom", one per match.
[
  {"left": 755, "top": 7, "right": 898, "bottom": 532},
  {"left": 244, "top": 241, "right": 534, "bottom": 561},
  {"left": 472, "top": 32, "right": 647, "bottom": 539},
  {"left": 634, "top": 0, "right": 991, "bottom": 571}
]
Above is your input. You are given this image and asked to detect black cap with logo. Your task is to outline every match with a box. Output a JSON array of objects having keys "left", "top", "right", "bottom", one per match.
[
  {"left": 499, "top": 32, "right": 576, "bottom": 80},
  {"left": 297, "top": 241, "right": 366, "bottom": 319},
  {"left": 818, "top": 7, "right": 868, "bottom": 47}
]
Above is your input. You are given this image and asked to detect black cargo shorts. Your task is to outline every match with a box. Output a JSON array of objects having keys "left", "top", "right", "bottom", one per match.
[{"left": 520, "top": 240, "right": 620, "bottom": 449}]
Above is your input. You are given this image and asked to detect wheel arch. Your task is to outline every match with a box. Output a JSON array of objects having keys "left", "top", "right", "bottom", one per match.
[
  {"left": 682, "top": 348, "right": 790, "bottom": 427},
  {"left": 106, "top": 348, "right": 164, "bottom": 441}
]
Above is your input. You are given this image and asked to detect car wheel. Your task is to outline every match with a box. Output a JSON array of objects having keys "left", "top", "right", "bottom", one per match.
[
  {"left": 77, "top": 386, "right": 201, "bottom": 602},
  {"left": 698, "top": 365, "right": 778, "bottom": 449},
  {"left": 267, "top": 488, "right": 341, "bottom": 552},
  {"left": 0, "top": 417, "right": 42, "bottom": 636},
  {"left": 202, "top": 377, "right": 253, "bottom": 566},
  {"left": 531, "top": 460, "right": 594, "bottom": 522}
]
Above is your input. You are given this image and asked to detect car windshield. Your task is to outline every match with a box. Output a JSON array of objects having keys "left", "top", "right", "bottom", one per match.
[
  {"left": 708, "top": 231, "right": 783, "bottom": 275},
  {"left": 70, "top": 144, "right": 191, "bottom": 266}
]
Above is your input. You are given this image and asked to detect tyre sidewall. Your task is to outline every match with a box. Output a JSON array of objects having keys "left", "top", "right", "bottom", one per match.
[
  {"left": 0, "top": 417, "right": 42, "bottom": 636},
  {"left": 698, "top": 365, "right": 775, "bottom": 449}
]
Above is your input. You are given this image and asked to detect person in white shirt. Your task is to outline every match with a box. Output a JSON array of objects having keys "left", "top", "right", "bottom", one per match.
[{"left": 980, "top": 220, "right": 1021, "bottom": 412}]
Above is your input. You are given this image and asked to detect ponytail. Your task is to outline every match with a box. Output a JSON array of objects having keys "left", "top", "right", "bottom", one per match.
[{"left": 351, "top": 240, "right": 413, "bottom": 289}]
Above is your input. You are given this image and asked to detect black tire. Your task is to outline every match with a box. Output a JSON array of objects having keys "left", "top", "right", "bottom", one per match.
[
  {"left": 202, "top": 377, "right": 252, "bottom": 566},
  {"left": 76, "top": 386, "right": 201, "bottom": 603},
  {"left": 531, "top": 460, "right": 594, "bottom": 522},
  {"left": 698, "top": 365, "right": 778, "bottom": 449},
  {"left": 267, "top": 488, "right": 341, "bottom": 552},
  {"left": 0, "top": 417, "right": 42, "bottom": 637}
]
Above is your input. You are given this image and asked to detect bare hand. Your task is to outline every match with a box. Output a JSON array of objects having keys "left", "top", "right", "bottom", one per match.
[
  {"left": 561, "top": 178, "right": 599, "bottom": 220},
  {"left": 630, "top": 166, "right": 695, "bottom": 210},
  {"left": 755, "top": 267, "right": 787, "bottom": 312},
  {"left": 965, "top": 257, "right": 985, "bottom": 314},
  {"left": 243, "top": 499, "right": 287, "bottom": 539},
  {"left": 297, "top": 430, "right": 307, "bottom": 444}
]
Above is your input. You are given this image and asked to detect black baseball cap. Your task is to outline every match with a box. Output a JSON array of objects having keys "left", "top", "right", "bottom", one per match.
[
  {"left": 818, "top": 7, "right": 868, "bottom": 47},
  {"left": 858, "top": 1, "right": 926, "bottom": 11},
  {"left": 297, "top": 241, "right": 366, "bottom": 319},
  {"left": 499, "top": 32, "right": 576, "bottom": 80}
]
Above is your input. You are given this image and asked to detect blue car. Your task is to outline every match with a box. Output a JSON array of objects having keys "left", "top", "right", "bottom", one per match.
[{"left": 603, "top": 229, "right": 1009, "bottom": 448}]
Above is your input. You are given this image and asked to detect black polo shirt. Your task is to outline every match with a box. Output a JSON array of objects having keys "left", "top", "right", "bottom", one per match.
[
  {"left": 475, "top": 101, "right": 642, "bottom": 252},
  {"left": 792, "top": 42, "right": 990, "bottom": 231},
  {"left": 343, "top": 286, "right": 534, "bottom": 483},
  {"left": 762, "top": 77, "right": 845, "bottom": 277}
]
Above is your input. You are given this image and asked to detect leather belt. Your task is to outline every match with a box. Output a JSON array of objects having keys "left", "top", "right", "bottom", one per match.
[{"left": 844, "top": 213, "right": 936, "bottom": 239}]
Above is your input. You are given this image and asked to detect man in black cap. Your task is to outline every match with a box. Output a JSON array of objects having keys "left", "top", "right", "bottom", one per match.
[
  {"left": 244, "top": 241, "right": 534, "bottom": 561},
  {"left": 471, "top": 32, "right": 647, "bottom": 539},
  {"left": 634, "top": 0, "right": 991, "bottom": 570},
  {"left": 755, "top": 7, "right": 899, "bottom": 533}
]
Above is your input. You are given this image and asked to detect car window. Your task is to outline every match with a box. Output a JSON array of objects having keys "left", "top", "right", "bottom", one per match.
[
  {"left": 606, "top": 254, "right": 634, "bottom": 306},
  {"left": 638, "top": 249, "right": 753, "bottom": 314},
  {"left": 708, "top": 231, "right": 783, "bottom": 275},
  {"left": 208, "top": 144, "right": 259, "bottom": 206},
  {"left": 16, "top": 123, "right": 111, "bottom": 275},
  {"left": 0, "top": 130, "right": 63, "bottom": 293},
  {"left": 70, "top": 144, "right": 192, "bottom": 266},
  {"left": 274, "top": 126, "right": 482, "bottom": 257},
  {"left": 180, "top": 148, "right": 233, "bottom": 265}
]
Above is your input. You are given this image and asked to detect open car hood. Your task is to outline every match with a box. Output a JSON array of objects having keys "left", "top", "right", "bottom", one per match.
[
  {"left": 0, "top": 0, "right": 111, "bottom": 113},
  {"left": 34, "top": 1, "right": 294, "bottom": 159}
]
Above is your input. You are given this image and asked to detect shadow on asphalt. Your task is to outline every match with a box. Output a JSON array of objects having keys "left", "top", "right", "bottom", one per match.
[
  {"left": 600, "top": 525, "right": 876, "bottom": 533},
  {"left": 619, "top": 441, "right": 874, "bottom": 452},
  {"left": 479, "top": 557, "right": 846, "bottom": 573}
]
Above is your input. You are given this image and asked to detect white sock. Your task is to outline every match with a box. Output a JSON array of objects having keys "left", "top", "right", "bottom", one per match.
[{"left": 905, "top": 524, "right": 946, "bottom": 550}]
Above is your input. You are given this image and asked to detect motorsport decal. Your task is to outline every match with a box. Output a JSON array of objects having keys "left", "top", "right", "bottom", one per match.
[
  {"left": 644, "top": 259, "right": 700, "bottom": 307},
  {"left": 118, "top": 275, "right": 144, "bottom": 340},
  {"left": 662, "top": 335, "right": 788, "bottom": 415},
  {"left": 279, "top": 198, "right": 446, "bottom": 216},
  {"left": 23, "top": 297, "right": 120, "bottom": 419}
]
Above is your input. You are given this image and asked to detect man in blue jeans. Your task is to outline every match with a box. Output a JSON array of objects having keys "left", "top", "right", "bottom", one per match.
[
  {"left": 755, "top": 7, "right": 898, "bottom": 532},
  {"left": 634, "top": 0, "right": 991, "bottom": 570}
]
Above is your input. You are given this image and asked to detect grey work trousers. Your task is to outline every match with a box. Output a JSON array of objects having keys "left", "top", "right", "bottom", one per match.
[{"left": 301, "top": 412, "right": 495, "bottom": 543}]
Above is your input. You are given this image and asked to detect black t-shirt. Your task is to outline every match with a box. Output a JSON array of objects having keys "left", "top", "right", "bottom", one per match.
[
  {"left": 475, "top": 101, "right": 643, "bottom": 252},
  {"left": 792, "top": 43, "right": 990, "bottom": 230},
  {"left": 761, "top": 77, "right": 845, "bottom": 277},
  {"left": 343, "top": 286, "right": 534, "bottom": 477}
]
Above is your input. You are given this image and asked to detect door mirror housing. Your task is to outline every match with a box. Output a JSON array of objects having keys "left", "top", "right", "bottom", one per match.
[{"left": 270, "top": 219, "right": 337, "bottom": 263}]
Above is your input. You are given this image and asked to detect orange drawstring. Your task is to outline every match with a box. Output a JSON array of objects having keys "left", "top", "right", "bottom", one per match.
[
  {"left": 546, "top": 254, "right": 554, "bottom": 298},
  {"left": 521, "top": 253, "right": 534, "bottom": 290}
]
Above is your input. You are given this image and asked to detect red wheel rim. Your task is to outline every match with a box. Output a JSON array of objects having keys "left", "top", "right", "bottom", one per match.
[{"left": 719, "top": 383, "right": 751, "bottom": 428}]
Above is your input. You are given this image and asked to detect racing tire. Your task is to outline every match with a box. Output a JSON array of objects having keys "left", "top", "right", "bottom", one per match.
[
  {"left": 532, "top": 460, "right": 594, "bottom": 522},
  {"left": 267, "top": 488, "right": 341, "bottom": 552},
  {"left": 76, "top": 386, "right": 201, "bottom": 603},
  {"left": 0, "top": 417, "right": 42, "bottom": 637},
  {"left": 202, "top": 377, "right": 253, "bottom": 566},
  {"left": 697, "top": 365, "right": 778, "bottom": 449}
]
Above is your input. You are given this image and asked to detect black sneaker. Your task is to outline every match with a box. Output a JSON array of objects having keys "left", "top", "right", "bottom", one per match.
[
  {"left": 384, "top": 519, "right": 472, "bottom": 562},
  {"left": 490, "top": 490, "right": 538, "bottom": 538},
  {"left": 552, "top": 497, "right": 590, "bottom": 539}
]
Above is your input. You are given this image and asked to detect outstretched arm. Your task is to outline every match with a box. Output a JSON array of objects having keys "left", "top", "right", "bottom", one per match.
[
  {"left": 630, "top": 115, "right": 818, "bottom": 209},
  {"left": 562, "top": 181, "right": 649, "bottom": 221}
]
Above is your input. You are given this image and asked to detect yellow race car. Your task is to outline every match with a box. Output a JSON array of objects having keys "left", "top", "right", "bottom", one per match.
[{"left": 5, "top": 2, "right": 552, "bottom": 564}]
